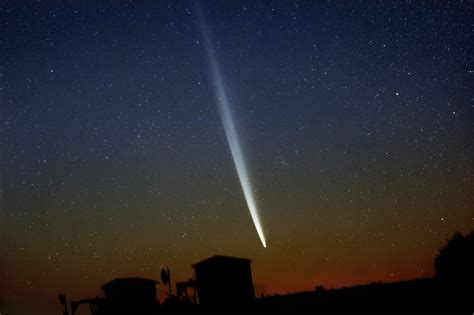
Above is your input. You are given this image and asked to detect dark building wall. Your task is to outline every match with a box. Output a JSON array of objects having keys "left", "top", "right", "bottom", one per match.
[
  {"left": 101, "top": 278, "right": 158, "bottom": 313},
  {"left": 193, "top": 256, "right": 255, "bottom": 308}
]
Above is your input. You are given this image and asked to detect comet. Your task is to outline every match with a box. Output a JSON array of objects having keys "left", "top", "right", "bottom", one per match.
[{"left": 197, "top": 8, "right": 267, "bottom": 248}]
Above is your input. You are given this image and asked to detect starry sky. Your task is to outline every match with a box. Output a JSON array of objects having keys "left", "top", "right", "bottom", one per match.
[{"left": 1, "top": 1, "right": 473, "bottom": 314}]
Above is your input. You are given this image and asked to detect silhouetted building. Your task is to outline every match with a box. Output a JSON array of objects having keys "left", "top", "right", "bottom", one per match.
[
  {"left": 101, "top": 277, "right": 159, "bottom": 314},
  {"left": 192, "top": 255, "right": 255, "bottom": 308},
  {"left": 176, "top": 279, "right": 198, "bottom": 304}
]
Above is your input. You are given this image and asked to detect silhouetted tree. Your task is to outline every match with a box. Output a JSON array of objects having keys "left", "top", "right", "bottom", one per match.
[
  {"left": 434, "top": 230, "right": 474, "bottom": 288},
  {"left": 314, "top": 285, "right": 325, "bottom": 294}
]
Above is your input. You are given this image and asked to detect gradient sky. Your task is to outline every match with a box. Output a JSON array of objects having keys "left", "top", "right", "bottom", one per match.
[{"left": 1, "top": 1, "right": 473, "bottom": 315}]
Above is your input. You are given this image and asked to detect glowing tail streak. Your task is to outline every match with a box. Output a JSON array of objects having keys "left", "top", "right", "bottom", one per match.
[{"left": 197, "top": 10, "right": 267, "bottom": 248}]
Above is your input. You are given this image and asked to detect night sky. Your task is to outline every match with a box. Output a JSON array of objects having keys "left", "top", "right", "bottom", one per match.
[{"left": 1, "top": 1, "right": 473, "bottom": 314}]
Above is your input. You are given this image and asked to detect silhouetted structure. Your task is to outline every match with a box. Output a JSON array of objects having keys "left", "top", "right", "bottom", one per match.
[
  {"left": 160, "top": 267, "right": 172, "bottom": 298},
  {"left": 60, "top": 231, "right": 474, "bottom": 313},
  {"left": 192, "top": 255, "right": 255, "bottom": 308},
  {"left": 71, "top": 298, "right": 103, "bottom": 315},
  {"left": 176, "top": 279, "right": 198, "bottom": 304},
  {"left": 101, "top": 278, "right": 159, "bottom": 314},
  {"left": 58, "top": 293, "right": 69, "bottom": 315}
]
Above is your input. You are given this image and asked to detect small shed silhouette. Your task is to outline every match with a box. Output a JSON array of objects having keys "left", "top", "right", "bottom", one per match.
[
  {"left": 102, "top": 277, "right": 159, "bottom": 313},
  {"left": 192, "top": 255, "right": 255, "bottom": 307}
]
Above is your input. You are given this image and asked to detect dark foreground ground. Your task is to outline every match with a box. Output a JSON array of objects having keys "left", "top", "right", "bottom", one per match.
[
  {"left": 254, "top": 278, "right": 472, "bottom": 312},
  {"left": 156, "top": 278, "right": 472, "bottom": 313}
]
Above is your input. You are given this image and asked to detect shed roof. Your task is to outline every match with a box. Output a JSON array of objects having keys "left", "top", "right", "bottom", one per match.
[
  {"left": 192, "top": 255, "right": 252, "bottom": 268},
  {"left": 102, "top": 277, "right": 158, "bottom": 289}
]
